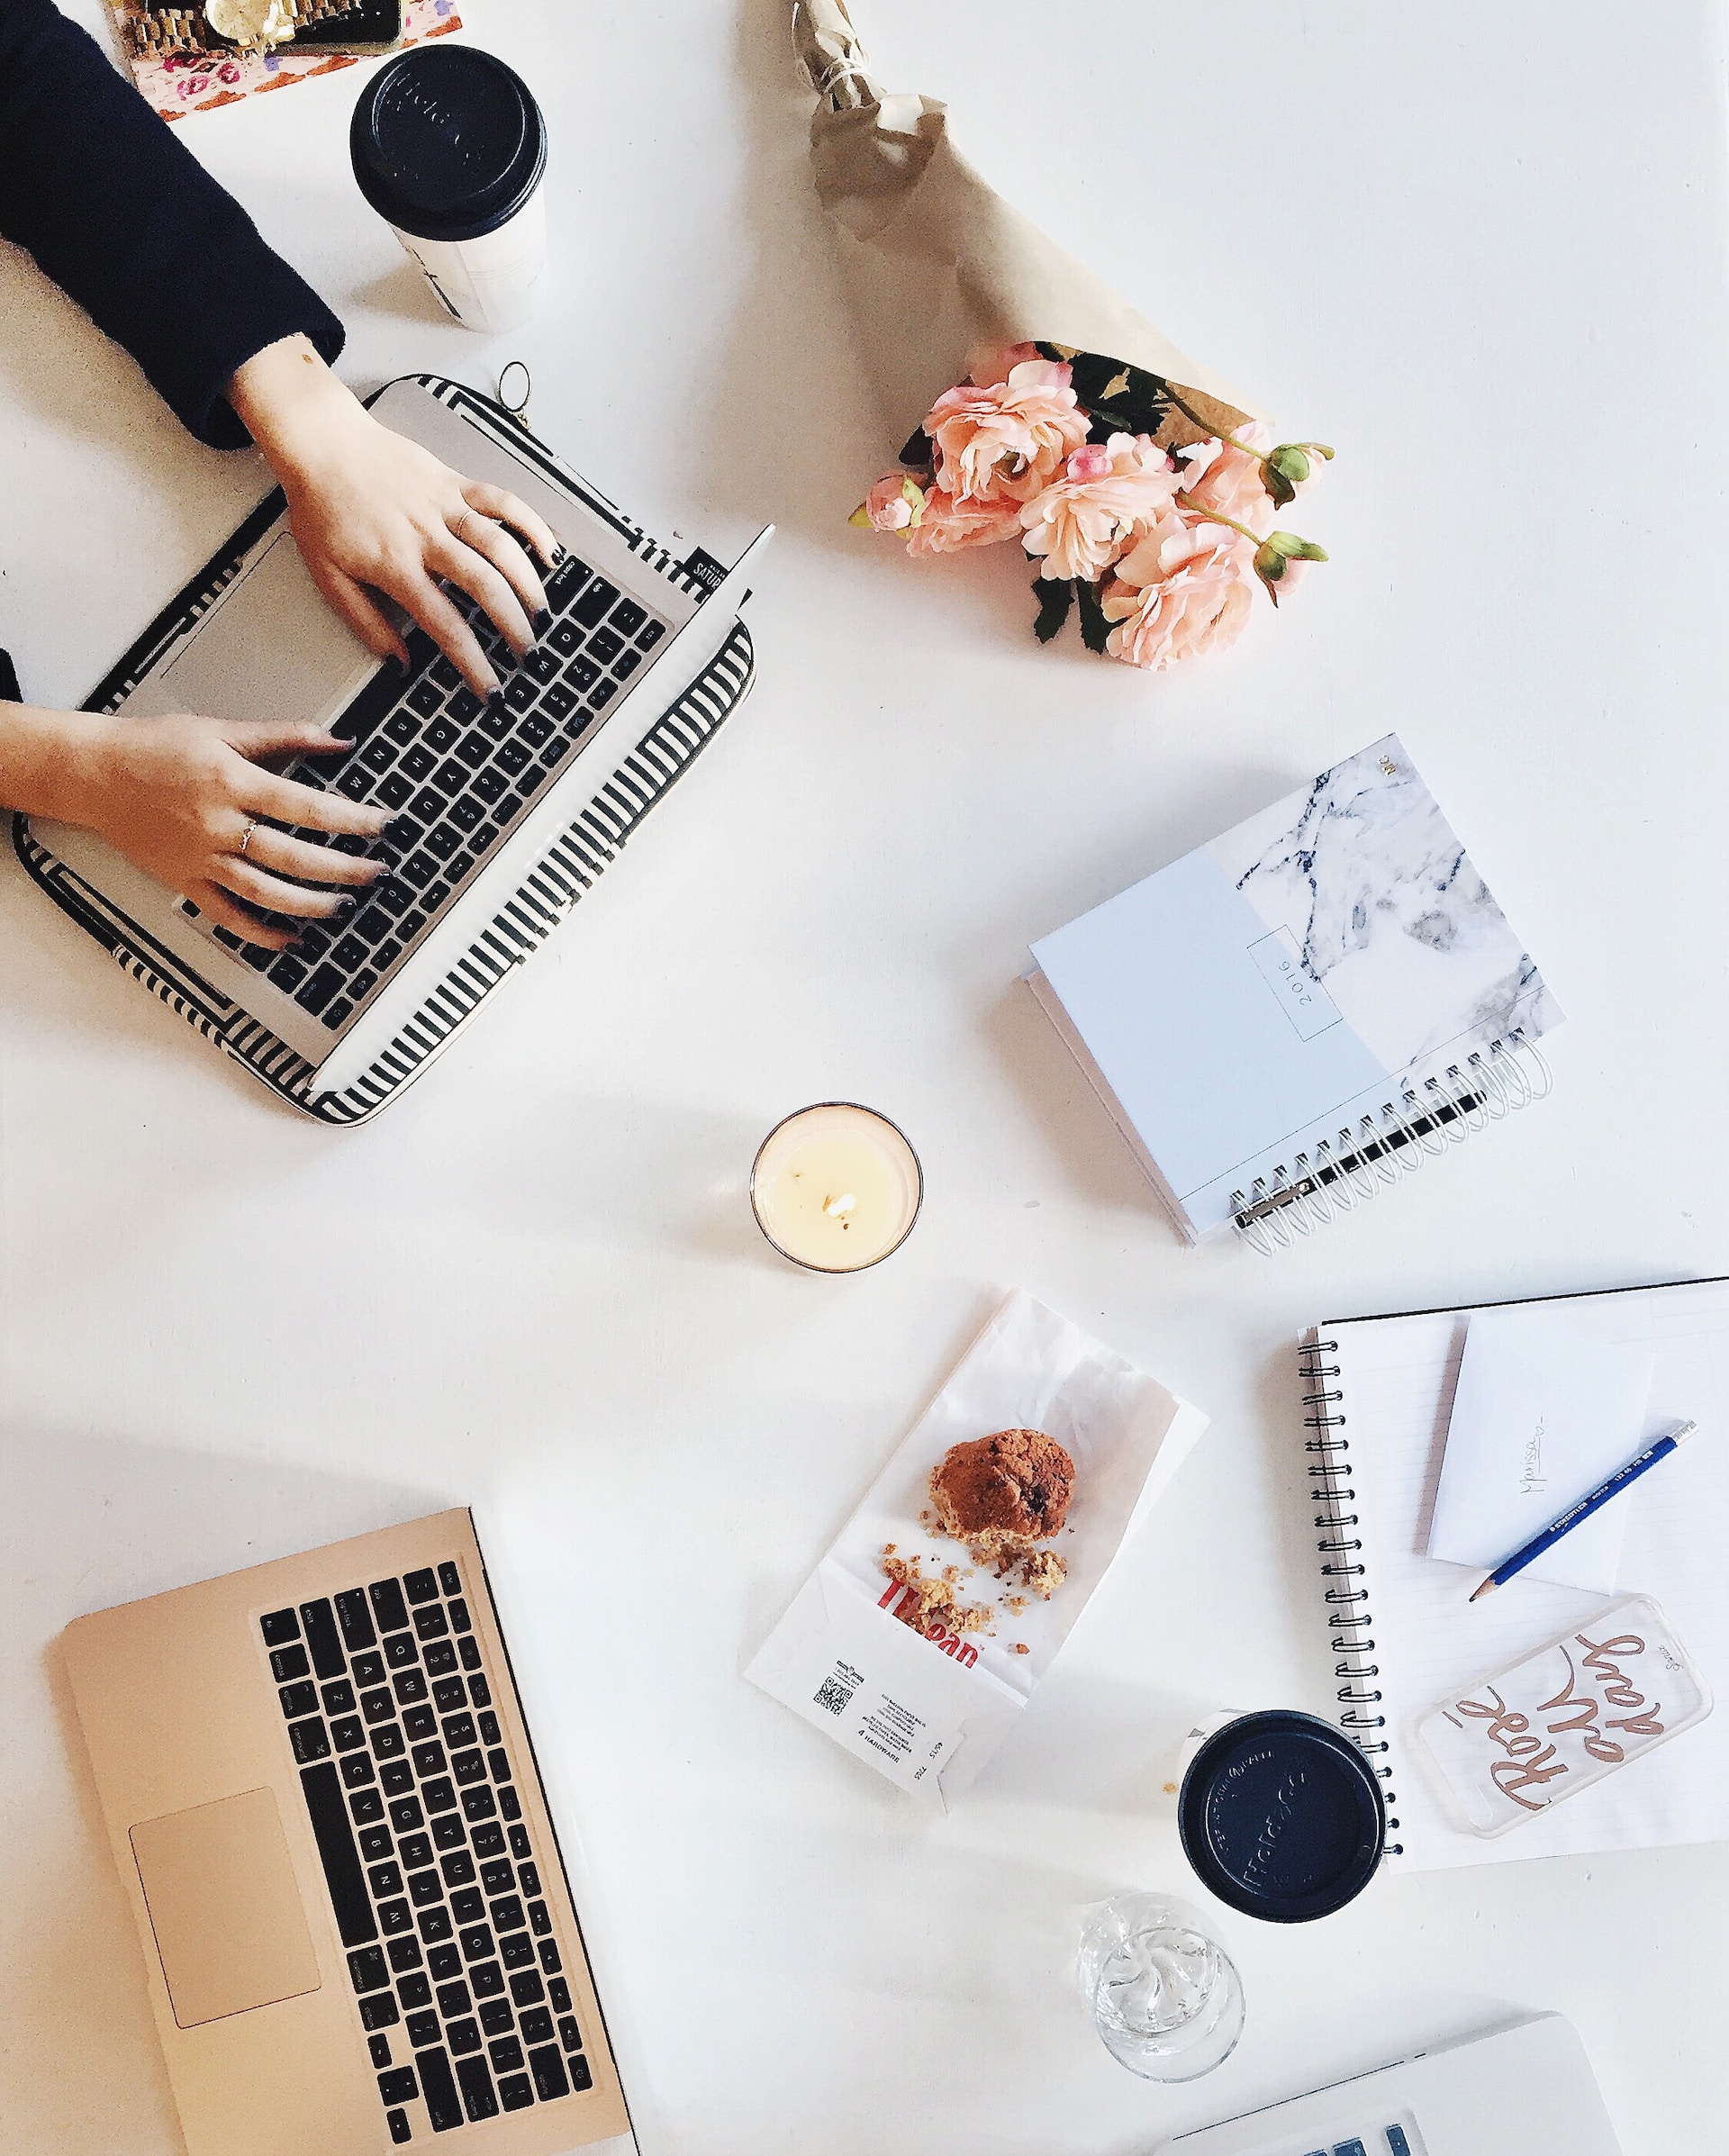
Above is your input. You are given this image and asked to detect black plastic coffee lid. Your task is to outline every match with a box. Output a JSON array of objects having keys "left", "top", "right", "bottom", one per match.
[
  {"left": 1178, "top": 1709, "right": 1385, "bottom": 1923},
  {"left": 351, "top": 46, "right": 547, "bottom": 243}
]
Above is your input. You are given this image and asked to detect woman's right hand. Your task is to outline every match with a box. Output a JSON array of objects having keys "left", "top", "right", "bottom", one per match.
[{"left": 63, "top": 710, "right": 392, "bottom": 947}]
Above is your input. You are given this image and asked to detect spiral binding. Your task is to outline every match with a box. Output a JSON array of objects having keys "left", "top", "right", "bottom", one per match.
[
  {"left": 1299, "top": 1331, "right": 1404, "bottom": 1859},
  {"left": 1231, "top": 1028, "right": 1552, "bottom": 1255}
]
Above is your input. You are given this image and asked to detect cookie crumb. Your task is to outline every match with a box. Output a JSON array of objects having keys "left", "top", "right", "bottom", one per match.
[
  {"left": 1013, "top": 1641, "right": 1030, "bottom": 1655},
  {"left": 881, "top": 1553, "right": 993, "bottom": 1635}
]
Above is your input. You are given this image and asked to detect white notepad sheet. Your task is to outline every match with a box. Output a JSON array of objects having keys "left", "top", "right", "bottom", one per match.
[{"left": 1326, "top": 1277, "right": 1729, "bottom": 1869}]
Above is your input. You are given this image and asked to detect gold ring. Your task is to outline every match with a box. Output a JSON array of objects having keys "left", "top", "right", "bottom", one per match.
[
  {"left": 238, "top": 817, "right": 258, "bottom": 860},
  {"left": 456, "top": 508, "right": 484, "bottom": 549}
]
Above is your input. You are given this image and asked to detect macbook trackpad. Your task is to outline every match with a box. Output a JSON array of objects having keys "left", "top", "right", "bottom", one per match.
[{"left": 131, "top": 1789, "right": 321, "bottom": 2028}]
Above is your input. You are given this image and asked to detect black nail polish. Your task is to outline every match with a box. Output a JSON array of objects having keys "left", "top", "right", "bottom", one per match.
[{"left": 334, "top": 896, "right": 357, "bottom": 921}]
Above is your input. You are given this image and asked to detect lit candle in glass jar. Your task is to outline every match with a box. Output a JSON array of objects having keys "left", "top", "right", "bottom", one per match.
[{"left": 750, "top": 1103, "right": 923, "bottom": 1273}]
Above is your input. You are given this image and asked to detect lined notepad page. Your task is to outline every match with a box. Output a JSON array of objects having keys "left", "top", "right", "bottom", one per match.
[{"left": 1326, "top": 1277, "right": 1729, "bottom": 1870}]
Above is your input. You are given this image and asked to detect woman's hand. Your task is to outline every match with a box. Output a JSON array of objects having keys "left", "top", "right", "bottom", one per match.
[
  {"left": 0, "top": 702, "right": 389, "bottom": 948},
  {"left": 228, "top": 336, "right": 563, "bottom": 699}
]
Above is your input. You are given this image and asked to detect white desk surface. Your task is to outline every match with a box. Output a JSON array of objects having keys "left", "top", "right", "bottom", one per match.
[{"left": 4, "top": 4, "right": 1726, "bottom": 2150}]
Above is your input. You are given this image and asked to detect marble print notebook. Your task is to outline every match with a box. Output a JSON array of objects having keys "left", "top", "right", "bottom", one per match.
[{"left": 1027, "top": 736, "right": 1563, "bottom": 1246}]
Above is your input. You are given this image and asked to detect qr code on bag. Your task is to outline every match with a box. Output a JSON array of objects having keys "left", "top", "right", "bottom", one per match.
[{"left": 814, "top": 1672, "right": 855, "bottom": 1717}]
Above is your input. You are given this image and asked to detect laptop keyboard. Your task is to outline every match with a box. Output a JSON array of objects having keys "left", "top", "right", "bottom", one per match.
[
  {"left": 258, "top": 1563, "right": 592, "bottom": 2140},
  {"left": 187, "top": 554, "right": 667, "bottom": 1032}
]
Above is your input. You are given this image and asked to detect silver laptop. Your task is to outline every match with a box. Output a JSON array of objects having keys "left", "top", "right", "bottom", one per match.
[
  {"left": 14, "top": 376, "right": 767, "bottom": 1123},
  {"left": 1152, "top": 2015, "right": 1623, "bottom": 2156}
]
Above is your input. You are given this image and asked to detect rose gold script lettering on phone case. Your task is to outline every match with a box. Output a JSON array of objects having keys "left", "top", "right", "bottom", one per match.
[{"left": 1453, "top": 1628, "right": 1669, "bottom": 1811}]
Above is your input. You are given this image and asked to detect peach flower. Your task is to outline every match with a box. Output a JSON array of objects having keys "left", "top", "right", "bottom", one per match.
[
  {"left": 855, "top": 472, "right": 926, "bottom": 532},
  {"left": 1018, "top": 432, "right": 1181, "bottom": 583},
  {"left": 1174, "top": 421, "right": 1275, "bottom": 535},
  {"left": 924, "top": 358, "right": 1090, "bottom": 507},
  {"left": 905, "top": 487, "right": 1024, "bottom": 557},
  {"left": 1100, "top": 512, "right": 1254, "bottom": 671}
]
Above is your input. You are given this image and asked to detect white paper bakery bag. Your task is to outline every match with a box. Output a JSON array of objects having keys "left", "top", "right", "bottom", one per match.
[{"left": 746, "top": 1290, "right": 1208, "bottom": 1808}]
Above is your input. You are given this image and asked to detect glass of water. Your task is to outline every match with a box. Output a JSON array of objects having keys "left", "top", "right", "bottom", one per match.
[{"left": 1078, "top": 1892, "right": 1245, "bottom": 2080}]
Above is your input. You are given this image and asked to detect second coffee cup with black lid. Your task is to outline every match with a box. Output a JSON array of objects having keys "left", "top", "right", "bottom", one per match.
[{"left": 351, "top": 44, "right": 548, "bottom": 332}]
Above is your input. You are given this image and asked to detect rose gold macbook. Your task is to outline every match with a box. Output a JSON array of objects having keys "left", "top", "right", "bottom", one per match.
[{"left": 62, "top": 1509, "right": 637, "bottom": 2155}]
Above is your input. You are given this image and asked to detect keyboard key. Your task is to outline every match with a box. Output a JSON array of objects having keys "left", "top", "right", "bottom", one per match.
[
  {"left": 397, "top": 909, "right": 428, "bottom": 940},
  {"left": 490, "top": 1895, "right": 525, "bottom": 1937},
  {"left": 495, "top": 739, "right": 530, "bottom": 776},
  {"left": 294, "top": 962, "right": 346, "bottom": 1016},
  {"left": 359, "top": 1825, "right": 393, "bottom": 1862},
  {"left": 519, "top": 713, "right": 552, "bottom": 748},
  {"left": 611, "top": 598, "right": 647, "bottom": 635},
  {"left": 269, "top": 1644, "right": 310, "bottom": 1684},
  {"left": 430, "top": 656, "right": 462, "bottom": 692},
  {"left": 541, "top": 683, "right": 578, "bottom": 722},
  {"left": 424, "top": 1778, "right": 459, "bottom": 1814},
  {"left": 369, "top": 1579, "right": 411, "bottom": 1633},
  {"left": 521, "top": 646, "right": 561, "bottom": 684},
  {"left": 386, "top": 2107, "right": 411, "bottom": 2145},
  {"left": 373, "top": 876, "right": 412, "bottom": 916},
  {"left": 460, "top": 1637, "right": 484, "bottom": 1673},
  {"left": 400, "top": 1832, "right": 434, "bottom": 1871},
  {"left": 503, "top": 675, "right": 538, "bottom": 713},
  {"left": 589, "top": 677, "right": 619, "bottom": 711},
  {"left": 349, "top": 905, "right": 391, "bottom": 944},
  {"left": 510, "top": 1970, "right": 544, "bottom": 2008},
  {"left": 447, "top": 2016, "right": 483, "bottom": 2057},
  {"left": 360, "top": 1993, "right": 399, "bottom": 2031},
  {"left": 516, "top": 763, "right": 548, "bottom": 795},
  {"left": 242, "top": 944, "right": 276, "bottom": 972},
  {"left": 528, "top": 2043, "right": 569, "bottom": 2101},
  {"left": 442, "top": 1847, "right": 477, "bottom": 1888},
  {"left": 267, "top": 953, "right": 307, "bottom": 992},
  {"left": 636, "top": 616, "right": 665, "bottom": 649},
  {"left": 433, "top": 1815, "right": 467, "bottom": 1852},
  {"left": 361, "top": 1687, "right": 394, "bottom": 1726},
  {"left": 420, "top": 1907, "right": 454, "bottom": 1944},
  {"left": 461, "top": 1922, "right": 495, "bottom": 1962},
  {"left": 424, "top": 1639, "right": 459, "bottom": 1676},
  {"left": 538, "top": 1938, "right": 561, "bottom": 1976},
  {"left": 451, "top": 1888, "right": 486, "bottom": 1928},
  {"left": 569, "top": 2053, "right": 592, "bottom": 2091},
  {"left": 321, "top": 998, "right": 354, "bottom": 1031},
  {"left": 394, "top": 1667, "right": 429, "bottom": 1706},
  {"left": 574, "top": 577, "right": 619, "bottom": 627},
  {"left": 431, "top": 1677, "right": 466, "bottom": 1714},
  {"left": 424, "top": 824, "right": 462, "bottom": 863},
  {"left": 321, "top": 1678, "right": 356, "bottom": 1716},
  {"left": 408, "top": 681, "right": 443, "bottom": 720},
  {"left": 372, "top": 1723, "right": 406, "bottom": 1760},
  {"left": 519, "top": 2004, "right": 554, "bottom": 2045},
  {"left": 477, "top": 1714, "right": 501, "bottom": 1750},
  {"left": 499, "top": 2073, "right": 534, "bottom": 2112},
  {"left": 379, "top": 1899, "right": 413, "bottom": 1935},
  {"left": 382, "top": 1762, "right": 415, "bottom": 1798},
  {"left": 557, "top": 2013, "right": 582, "bottom": 2053},
  {"left": 476, "top": 1982, "right": 510, "bottom": 2021},
  {"left": 325, "top": 933, "right": 366, "bottom": 973},
  {"left": 377, "top": 771, "right": 416, "bottom": 810},
  {"left": 413, "top": 1742, "right": 448, "bottom": 1779},
  {"left": 409, "top": 1868, "right": 444, "bottom": 1908},
  {"left": 333, "top": 1589, "right": 376, "bottom": 1653},
  {"left": 361, "top": 738, "right": 396, "bottom": 774},
  {"left": 614, "top": 648, "right": 642, "bottom": 681},
  {"left": 547, "top": 1977, "right": 571, "bottom": 2015},
  {"left": 588, "top": 627, "right": 622, "bottom": 664},
  {"left": 331, "top": 1717, "right": 366, "bottom": 1752},
  {"left": 505, "top": 1823, "right": 530, "bottom": 1861},
  {"left": 451, "top": 1750, "right": 486, "bottom": 1787},
  {"left": 564, "top": 654, "right": 600, "bottom": 691},
  {"left": 405, "top": 2007, "right": 440, "bottom": 2049},
  {"left": 425, "top": 716, "right": 459, "bottom": 755},
  {"left": 404, "top": 1706, "right": 437, "bottom": 1743},
  {"left": 456, "top": 729, "right": 492, "bottom": 768},
  {"left": 378, "top": 2065, "right": 419, "bottom": 2106},
  {"left": 337, "top": 766, "right": 374, "bottom": 801},
  {"left": 436, "top": 1979, "right": 473, "bottom": 2019},
  {"left": 414, "top": 1603, "right": 450, "bottom": 1641},
  {"left": 369, "top": 2033, "right": 394, "bottom": 2070},
  {"left": 456, "top": 2053, "right": 500, "bottom": 2122},
  {"left": 278, "top": 1679, "right": 318, "bottom": 1718},
  {"left": 460, "top": 1791, "right": 494, "bottom": 1832},
  {"left": 398, "top": 1974, "right": 431, "bottom": 2013},
  {"left": 349, "top": 1945, "right": 389, "bottom": 1994},
  {"left": 343, "top": 1754, "right": 378, "bottom": 1791},
  {"left": 449, "top": 796, "right": 484, "bottom": 833},
  {"left": 369, "top": 1861, "right": 405, "bottom": 1899},
  {"left": 449, "top": 685, "right": 484, "bottom": 726},
  {"left": 299, "top": 1759, "right": 378, "bottom": 1945},
  {"left": 415, "top": 2046, "right": 463, "bottom": 2133},
  {"left": 489, "top": 2034, "right": 524, "bottom": 2074},
  {"left": 385, "top": 1635, "right": 419, "bottom": 1673},
  {"left": 349, "top": 968, "right": 378, "bottom": 1001},
  {"left": 500, "top": 1933, "right": 534, "bottom": 1971},
  {"left": 401, "top": 849, "right": 441, "bottom": 891},
  {"left": 389, "top": 1798, "right": 423, "bottom": 1838},
  {"left": 289, "top": 1717, "right": 330, "bottom": 1763}
]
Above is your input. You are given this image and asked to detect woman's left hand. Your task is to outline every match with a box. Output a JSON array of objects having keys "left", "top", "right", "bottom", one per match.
[{"left": 228, "top": 334, "right": 562, "bottom": 698}]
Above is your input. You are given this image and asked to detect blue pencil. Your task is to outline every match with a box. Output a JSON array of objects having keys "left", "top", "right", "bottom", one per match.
[{"left": 1469, "top": 1420, "right": 1699, "bottom": 1601}]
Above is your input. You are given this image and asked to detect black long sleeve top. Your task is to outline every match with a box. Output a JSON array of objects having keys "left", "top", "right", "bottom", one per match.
[{"left": 0, "top": 0, "right": 344, "bottom": 450}]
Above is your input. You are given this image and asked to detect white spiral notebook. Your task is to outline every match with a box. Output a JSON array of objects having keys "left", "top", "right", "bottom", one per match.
[
  {"left": 1303, "top": 1276, "right": 1729, "bottom": 1871},
  {"left": 1027, "top": 736, "right": 1562, "bottom": 1250}
]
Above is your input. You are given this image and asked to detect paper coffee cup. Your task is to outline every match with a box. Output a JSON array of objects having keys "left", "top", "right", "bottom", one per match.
[{"left": 351, "top": 45, "right": 549, "bottom": 334}]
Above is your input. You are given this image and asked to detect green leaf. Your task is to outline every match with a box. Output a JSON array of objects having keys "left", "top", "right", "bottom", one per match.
[
  {"left": 1075, "top": 578, "right": 1111, "bottom": 655},
  {"left": 1032, "top": 575, "right": 1075, "bottom": 644},
  {"left": 1263, "top": 460, "right": 1297, "bottom": 511}
]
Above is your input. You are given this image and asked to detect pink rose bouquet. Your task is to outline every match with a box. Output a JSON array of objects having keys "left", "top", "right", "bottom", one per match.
[{"left": 853, "top": 345, "right": 1332, "bottom": 673}]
